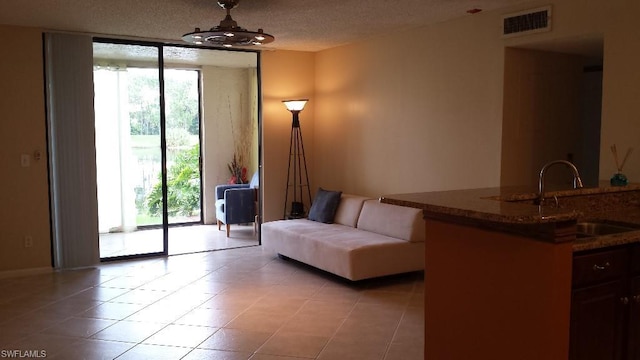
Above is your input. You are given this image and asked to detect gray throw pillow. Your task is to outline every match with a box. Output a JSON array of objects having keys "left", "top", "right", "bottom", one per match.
[{"left": 308, "top": 188, "right": 342, "bottom": 223}]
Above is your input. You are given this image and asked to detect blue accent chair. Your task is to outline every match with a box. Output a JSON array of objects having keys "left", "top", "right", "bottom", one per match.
[{"left": 215, "top": 172, "right": 259, "bottom": 237}]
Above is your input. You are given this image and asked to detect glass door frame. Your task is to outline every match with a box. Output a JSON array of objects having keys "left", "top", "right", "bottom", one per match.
[
  {"left": 95, "top": 38, "right": 263, "bottom": 260},
  {"left": 95, "top": 38, "right": 169, "bottom": 261}
]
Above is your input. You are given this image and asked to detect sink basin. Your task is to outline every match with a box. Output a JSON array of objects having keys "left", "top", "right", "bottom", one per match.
[{"left": 576, "top": 222, "right": 637, "bottom": 237}]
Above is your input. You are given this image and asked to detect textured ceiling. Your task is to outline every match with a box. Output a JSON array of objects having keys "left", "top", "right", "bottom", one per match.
[{"left": 0, "top": 0, "right": 533, "bottom": 52}]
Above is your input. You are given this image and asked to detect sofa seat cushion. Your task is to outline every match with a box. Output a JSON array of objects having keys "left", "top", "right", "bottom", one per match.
[{"left": 262, "top": 219, "right": 424, "bottom": 281}]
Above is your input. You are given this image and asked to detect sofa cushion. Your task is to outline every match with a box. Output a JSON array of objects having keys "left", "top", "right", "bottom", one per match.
[
  {"left": 308, "top": 188, "right": 342, "bottom": 223},
  {"left": 333, "top": 194, "right": 373, "bottom": 228},
  {"left": 357, "top": 200, "right": 425, "bottom": 242}
]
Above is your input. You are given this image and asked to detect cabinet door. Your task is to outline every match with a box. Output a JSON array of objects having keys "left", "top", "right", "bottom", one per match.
[
  {"left": 628, "top": 276, "right": 640, "bottom": 360},
  {"left": 570, "top": 280, "right": 626, "bottom": 360}
]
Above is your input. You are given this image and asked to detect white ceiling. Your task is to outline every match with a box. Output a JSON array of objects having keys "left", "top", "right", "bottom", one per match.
[{"left": 0, "top": 0, "right": 534, "bottom": 52}]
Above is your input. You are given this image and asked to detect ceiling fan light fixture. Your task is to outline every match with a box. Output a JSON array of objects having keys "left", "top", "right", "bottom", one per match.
[{"left": 182, "top": 0, "right": 274, "bottom": 48}]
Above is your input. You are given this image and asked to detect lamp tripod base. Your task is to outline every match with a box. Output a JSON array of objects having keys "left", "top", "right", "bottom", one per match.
[{"left": 288, "top": 201, "right": 306, "bottom": 219}]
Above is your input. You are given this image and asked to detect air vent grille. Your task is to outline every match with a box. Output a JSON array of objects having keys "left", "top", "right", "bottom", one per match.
[{"left": 502, "top": 6, "right": 552, "bottom": 38}]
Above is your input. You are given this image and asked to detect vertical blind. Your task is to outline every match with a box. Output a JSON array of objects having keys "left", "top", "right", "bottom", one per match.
[{"left": 45, "top": 33, "right": 100, "bottom": 268}]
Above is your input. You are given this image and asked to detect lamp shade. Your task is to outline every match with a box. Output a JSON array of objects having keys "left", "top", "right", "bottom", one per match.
[{"left": 282, "top": 99, "right": 308, "bottom": 112}]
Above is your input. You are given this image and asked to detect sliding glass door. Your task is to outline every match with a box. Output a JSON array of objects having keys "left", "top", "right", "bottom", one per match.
[
  {"left": 94, "top": 42, "right": 167, "bottom": 258},
  {"left": 162, "top": 68, "right": 202, "bottom": 226},
  {"left": 164, "top": 46, "right": 260, "bottom": 255},
  {"left": 93, "top": 40, "right": 261, "bottom": 260}
]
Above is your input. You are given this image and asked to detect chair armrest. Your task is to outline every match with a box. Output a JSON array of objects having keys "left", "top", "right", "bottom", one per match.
[
  {"left": 223, "top": 188, "right": 257, "bottom": 223},
  {"left": 216, "top": 184, "right": 249, "bottom": 200}
]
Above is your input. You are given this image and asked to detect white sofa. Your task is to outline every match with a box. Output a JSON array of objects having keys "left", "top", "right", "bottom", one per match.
[{"left": 261, "top": 194, "right": 425, "bottom": 281}]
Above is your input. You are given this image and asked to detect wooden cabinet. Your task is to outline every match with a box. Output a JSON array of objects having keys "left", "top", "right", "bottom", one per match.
[
  {"left": 570, "top": 279, "right": 626, "bottom": 360},
  {"left": 570, "top": 244, "right": 640, "bottom": 360},
  {"left": 627, "top": 245, "right": 640, "bottom": 360},
  {"left": 628, "top": 276, "right": 640, "bottom": 360}
]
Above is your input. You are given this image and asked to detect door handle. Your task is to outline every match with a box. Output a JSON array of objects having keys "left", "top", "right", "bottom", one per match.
[{"left": 621, "top": 297, "right": 630, "bottom": 305}]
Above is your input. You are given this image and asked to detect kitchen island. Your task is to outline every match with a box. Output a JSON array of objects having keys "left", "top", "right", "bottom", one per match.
[{"left": 382, "top": 184, "right": 640, "bottom": 360}]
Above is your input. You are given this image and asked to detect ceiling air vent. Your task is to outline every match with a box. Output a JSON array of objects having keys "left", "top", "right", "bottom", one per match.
[{"left": 502, "top": 6, "right": 552, "bottom": 38}]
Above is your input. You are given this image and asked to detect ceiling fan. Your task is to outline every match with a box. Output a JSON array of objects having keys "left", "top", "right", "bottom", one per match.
[{"left": 182, "top": 0, "right": 275, "bottom": 48}]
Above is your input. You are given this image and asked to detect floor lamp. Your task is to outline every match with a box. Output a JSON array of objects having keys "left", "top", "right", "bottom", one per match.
[{"left": 283, "top": 99, "right": 312, "bottom": 219}]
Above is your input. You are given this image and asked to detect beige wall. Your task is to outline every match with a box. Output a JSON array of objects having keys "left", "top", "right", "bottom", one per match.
[
  {"left": 501, "top": 48, "right": 586, "bottom": 188},
  {"left": 599, "top": 3, "right": 640, "bottom": 182},
  {"left": 314, "top": 7, "right": 505, "bottom": 197},
  {"left": 261, "top": 50, "right": 315, "bottom": 222},
  {"left": 201, "top": 66, "right": 256, "bottom": 224},
  {"left": 0, "top": 25, "right": 51, "bottom": 272}
]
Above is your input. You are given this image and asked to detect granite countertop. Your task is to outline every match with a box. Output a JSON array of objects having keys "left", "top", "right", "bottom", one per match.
[
  {"left": 382, "top": 184, "right": 640, "bottom": 250},
  {"left": 492, "top": 181, "right": 640, "bottom": 202},
  {"left": 380, "top": 187, "right": 581, "bottom": 224}
]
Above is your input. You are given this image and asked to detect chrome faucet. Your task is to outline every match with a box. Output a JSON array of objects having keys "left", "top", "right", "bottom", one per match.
[{"left": 537, "top": 160, "right": 584, "bottom": 205}]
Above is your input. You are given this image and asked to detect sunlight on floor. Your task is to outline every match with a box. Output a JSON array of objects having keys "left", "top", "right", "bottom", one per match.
[{"left": 99, "top": 224, "right": 259, "bottom": 258}]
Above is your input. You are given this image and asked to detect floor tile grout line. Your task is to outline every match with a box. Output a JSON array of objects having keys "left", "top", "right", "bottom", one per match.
[
  {"left": 186, "top": 284, "right": 276, "bottom": 354},
  {"left": 250, "top": 296, "right": 315, "bottom": 357},
  {"left": 380, "top": 284, "right": 417, "bottom": 360},
  {"left": 85, "top": 271, "right": 221, "bottom": 350},
  {"left": 215, "top": 270, "right": 338, "bottom": 358},
  {"left": 98, "top": 263, "right": 223, "bottom": 324},
  {"left": 310, "top": 286, "right": 366, "bottom": 359}
]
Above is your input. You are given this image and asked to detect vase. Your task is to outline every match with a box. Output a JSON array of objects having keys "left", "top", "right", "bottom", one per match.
[{"left": 610, "top": 172, "right": 628, "bottom": 186}]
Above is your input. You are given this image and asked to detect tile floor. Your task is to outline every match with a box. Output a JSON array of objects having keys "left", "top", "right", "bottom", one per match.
[{"left": 0, "top": 246, "right": 424, "bottom": 359}]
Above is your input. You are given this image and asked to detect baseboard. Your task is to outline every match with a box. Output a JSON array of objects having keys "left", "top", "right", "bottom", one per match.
[{"left": 0, "top": 266, "right": 53, "bottom": 279}]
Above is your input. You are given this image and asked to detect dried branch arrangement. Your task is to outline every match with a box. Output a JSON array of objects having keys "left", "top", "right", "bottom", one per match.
[{"left": 610, "top": 144, "right": 633, "bottom": 173}]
